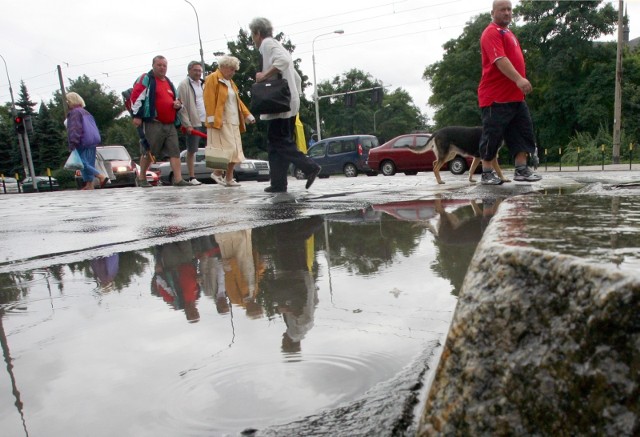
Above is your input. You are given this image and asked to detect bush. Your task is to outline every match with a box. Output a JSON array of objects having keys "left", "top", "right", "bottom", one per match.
[{"left": 52, "top": 168, "right": 77, "bottom": 189}]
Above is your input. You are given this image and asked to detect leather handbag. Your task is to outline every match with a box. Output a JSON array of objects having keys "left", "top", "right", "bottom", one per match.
[
  {"left": 250, "top": 78, "right": 291, "bottom": 114},
  {"left": 205, "top": 145, "right": 231, "bottom": 170}
]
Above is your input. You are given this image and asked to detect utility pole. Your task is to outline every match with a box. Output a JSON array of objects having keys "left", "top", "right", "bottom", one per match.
[
  {"left": 612, "top": 0, "right": 624, "bottom": 164},
  {"left": 1, "top": 54, "right": 30, "bottom": 180}
]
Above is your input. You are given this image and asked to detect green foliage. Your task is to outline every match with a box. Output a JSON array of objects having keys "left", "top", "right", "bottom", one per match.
[
  {"left": 104, "top": 117, "right": 141, "bottom": 158},
  {"left": 32, "top": 102, "right": 65, "bottom": 174},
  {"left": 561, "top": 124, "right": 637, "bottom": 164},
  {"left": 423, "top": 12, "right": 490, "bottom": 128},
  {"left": 51, "top": 167, "right": 77, "bottom": 189}
]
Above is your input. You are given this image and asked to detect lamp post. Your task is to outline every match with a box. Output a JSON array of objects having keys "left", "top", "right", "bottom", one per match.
[
  {"left": 374, "top": 104, "right": 390, "bottom": 133},
  {"left": 313, "top": 30, "right": 344, "bottom": 141},
  {"left": 184, "top": 0, "right": 205, "bottom": 71}
]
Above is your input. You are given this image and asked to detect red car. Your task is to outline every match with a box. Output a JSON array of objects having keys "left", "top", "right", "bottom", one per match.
[{"left": 366, "top": 133, "right": 474, "bottom": 176}]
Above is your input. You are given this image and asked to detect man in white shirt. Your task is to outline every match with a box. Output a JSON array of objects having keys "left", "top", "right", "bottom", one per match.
[{"left": 178, "top": 61, "right": 207, "bottom": 185}]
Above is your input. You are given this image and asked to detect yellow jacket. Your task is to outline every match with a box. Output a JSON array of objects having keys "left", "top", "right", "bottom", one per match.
[{"left": 203, "top": 70, "right": 251, "bottom": 133}]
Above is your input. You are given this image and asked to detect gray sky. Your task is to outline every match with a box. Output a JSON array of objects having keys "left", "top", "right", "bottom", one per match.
[{"left": 1, "top": 0, "right": 638, "bottom": 120}]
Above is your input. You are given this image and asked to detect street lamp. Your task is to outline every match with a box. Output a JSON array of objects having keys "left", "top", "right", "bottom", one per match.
[
  {"left": 313, "top": 30, "right": 344, "bottom": 141},
  {"left": 374, "top": 104, "right": 390, "bottom": 133},
  {"left": 184, "top": 0, "right": 205, "bottom": 71}
]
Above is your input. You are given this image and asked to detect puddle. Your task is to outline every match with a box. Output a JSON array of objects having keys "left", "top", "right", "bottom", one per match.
[{"left": 0, "top": 200, "right": 494, "bottom": 436}]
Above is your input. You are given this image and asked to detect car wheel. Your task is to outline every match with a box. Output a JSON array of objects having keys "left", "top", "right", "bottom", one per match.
[
  {"left": 294, "top": 168, "right": 306, "bottom": 180},
  {"left": 343, "top": 163, "right": 358, "bottom": 177},
  {"left": 404, "top": 171, "right": 418, "bottom": 176},
  {"left": 381, "top": 160, "right": 396, "bottom": 176},
  {"left": 449, "top": 156, "right": 467, "bottom": 175}
]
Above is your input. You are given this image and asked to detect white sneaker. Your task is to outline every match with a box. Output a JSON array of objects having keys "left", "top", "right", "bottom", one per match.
[
  {"left": 211, "top": 173, "right": 226, "bottom": 186},
  {"left": 189, "top": 177, "right": 202, "bottom": 186},
  {"left": 225, "top": 179, "right": 241, "bottom": 187}
]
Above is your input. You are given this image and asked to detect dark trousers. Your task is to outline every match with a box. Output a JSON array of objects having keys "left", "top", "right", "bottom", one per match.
[
  {"left": 267, "top": 116, "right": 318, "bottom": 191},
  {"left": 479, "top": 101, "right": 535, "bottom": 161}
]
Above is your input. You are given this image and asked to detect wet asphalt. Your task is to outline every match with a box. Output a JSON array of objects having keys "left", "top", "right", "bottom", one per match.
[{"left": 1, "top": 165, "right": 638, "bottom": 274}]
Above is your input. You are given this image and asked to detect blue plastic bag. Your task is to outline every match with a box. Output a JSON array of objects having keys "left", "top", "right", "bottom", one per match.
[{"left": 64, "top": 149, "right": 84, "bottom": 171}]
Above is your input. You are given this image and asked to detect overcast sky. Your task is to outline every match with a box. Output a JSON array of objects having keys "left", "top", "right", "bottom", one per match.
[{"left": 2, "top": 0, "right": 639, "bottom": 120}]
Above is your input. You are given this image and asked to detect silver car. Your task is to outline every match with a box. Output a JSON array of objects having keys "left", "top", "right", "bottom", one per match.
[{"left": 151, "top": 148, "right": 270, "bottom": 185}]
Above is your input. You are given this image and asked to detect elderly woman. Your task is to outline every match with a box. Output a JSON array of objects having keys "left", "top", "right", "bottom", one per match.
[
  {"left": 66, "top": 92, "right": 107, "bottom": 190},
  {"left": 249, "top": 17, "right": 321, "bottom": 193},
  {"left": 203, "top": 55, "right": 255, "bottom": 187}
]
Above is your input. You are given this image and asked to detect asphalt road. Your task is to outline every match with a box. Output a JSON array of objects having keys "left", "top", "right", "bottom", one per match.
[{"left": 1, "top": 166, "right": 638, "bottom": 274}]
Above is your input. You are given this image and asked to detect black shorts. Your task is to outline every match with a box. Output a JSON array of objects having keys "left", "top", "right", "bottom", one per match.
[{"left": 479, "top": 101, "right": 535, "bottom": 161}]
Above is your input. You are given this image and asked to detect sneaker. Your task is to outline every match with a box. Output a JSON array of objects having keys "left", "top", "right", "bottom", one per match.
[
  {"left": 264, "top": 185, "right": 286, "bottom": 193},
  {"left": 480, "top": 171, "right": 504, "bottom": 185},
  {"left": 514, "top": 166, "right": 542, "bottom": 182},
  {"left": 173, "top": 179, "right": 192, "bottom": 187},
  {"left": 137, "top": 178, "right": 152, "bottom": 188},
  {"left": 225, "top": 179, "right": 241, "bottom": 187},
  {"left": 189, "top": 177, "right": 202, "bottom": 186},
  {"left": 211, "top": 173, "right": 226, "bottom": 186},
  {"left": 305, "top": 165, "right": 322, "bottom": 189}
]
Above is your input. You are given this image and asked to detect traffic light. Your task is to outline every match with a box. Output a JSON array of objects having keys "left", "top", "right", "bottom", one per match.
[
  {"left": 371, "top": 87, "right": 383, "bottom": 105},
  {"left": 344, "top": 93, "right": 356, "bottom": 108},
  {"left": 14, "top": 114, "right": 25, "bottom": 134}
]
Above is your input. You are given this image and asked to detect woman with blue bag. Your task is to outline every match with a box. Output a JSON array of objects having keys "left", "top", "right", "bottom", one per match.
[{"left": 65, "top": 92, "right": 108, "bottom": 190}]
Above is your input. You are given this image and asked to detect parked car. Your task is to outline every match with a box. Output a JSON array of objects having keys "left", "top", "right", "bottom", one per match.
[
  {"left": 74, "top": 145, "right": 137, "bottom": 188},
  {"left": 366, "top": 133, "right": 475, "bottom": 176},
  {"left": 295, "top": 134, "right": 379, "bottom": 179},
  {"left": 150, "top": 148, "right": 270, "bottom": 185},
  {"left": 0, "top": 176, "right": 20, "bottom": 194},
  {"left": 22, "top": 176, "right": 60, "bottom": 193}
]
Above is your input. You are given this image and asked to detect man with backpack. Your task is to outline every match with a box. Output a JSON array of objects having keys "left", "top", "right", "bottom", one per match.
[{"left": 129, "top": 55, "right": 193, "bottom": 187}]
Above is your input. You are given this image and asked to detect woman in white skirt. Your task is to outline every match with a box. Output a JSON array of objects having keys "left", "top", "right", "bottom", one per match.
[{"left": 203, "top": 55, "right": 255, "bottom": 186}]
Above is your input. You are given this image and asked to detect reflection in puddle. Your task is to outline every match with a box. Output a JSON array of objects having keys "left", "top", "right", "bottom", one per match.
[{"left": 0, "top": 200, "right": 493, "bottom": 436}]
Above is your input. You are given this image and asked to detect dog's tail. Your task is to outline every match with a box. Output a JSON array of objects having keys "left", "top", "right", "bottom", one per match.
[{"left": 413, "top": 134, "right": 436, "bottom": 155}]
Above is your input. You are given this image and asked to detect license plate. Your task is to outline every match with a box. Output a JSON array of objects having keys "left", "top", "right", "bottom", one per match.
[{"left": 258, "top": 170, "right": 269, "bottom": 175}]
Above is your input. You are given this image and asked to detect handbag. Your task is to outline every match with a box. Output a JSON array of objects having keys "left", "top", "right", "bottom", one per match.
[
  {"left": 64, "top": 149, "right": 85, "bottom": 171},
  {"left": 205, "top": 145, "right": 231, "bottom": 170},
  {"left": 250, "top": 78, "right": 291, "bottom": 114},
  {"left": 81, "top": 112, "right": 101, "bottom": 147}
]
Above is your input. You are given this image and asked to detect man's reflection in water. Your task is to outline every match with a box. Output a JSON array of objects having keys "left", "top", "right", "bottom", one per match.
[
  {"left": 215, "top": 229, "right": 264, "bottom": 319},
  {"left": 428, "top": 198, "right": 503, "bottom": 296},
  {"left": 256, "top": 217, "right": 324, "bottom": 353},
  {"left": 151, "top": 240, "right": 201, "bottom": 322},
  {"left": 90, "top": 253, "right": 119, "bottom": 291},
  {"left": 198, "top": 237, "right": 229, "bottom": 314}
]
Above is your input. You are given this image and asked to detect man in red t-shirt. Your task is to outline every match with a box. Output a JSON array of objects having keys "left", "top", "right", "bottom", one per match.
[
  {"left": 130, "top": 56, "right": 194, "bottom": 187},
  {"left": 477, "top": 0, "right": 541, "bottom": 185}
]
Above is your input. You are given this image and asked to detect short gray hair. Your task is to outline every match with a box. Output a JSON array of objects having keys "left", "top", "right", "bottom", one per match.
[
  {"left": 218, "top": 55, "right": 240, "bottom": 71},
  {"left": 187, "top": 61, "right": 202, "bottom": 72},
  {"left": 249, "top": 17, "right": 273, "bottom": 38},
  {"left": 66, "top": 92, "right": 85, "bottom": 108}
]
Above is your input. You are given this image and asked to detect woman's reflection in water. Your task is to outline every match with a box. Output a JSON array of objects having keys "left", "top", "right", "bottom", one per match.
[{"left": 257, "top": 217, "right": 324, "bottom": 353}]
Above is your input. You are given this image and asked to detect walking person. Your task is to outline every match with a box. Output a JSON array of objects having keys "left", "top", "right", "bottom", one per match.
[
  {"left": 65, "top": 92, "right": 108, "bottom": 190},
  {"left": 203, "top": 55, "right": 255, "bottom": 187},
  {"left": 478, "top": 0, "right": 541, "bottom": 185},
  {"left": 130, "top": 55, "right": 192, "bottom": 187},
  {"left": 249, "top": 17, "right": 321, "bottom": 193},
  {"left": 178, "top": 60, "right": 206, "bottom": 185}
]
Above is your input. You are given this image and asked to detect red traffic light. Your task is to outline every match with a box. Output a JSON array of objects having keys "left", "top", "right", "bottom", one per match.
[{"left": 14, "top": 114, "right": 25, "bottom": 134}]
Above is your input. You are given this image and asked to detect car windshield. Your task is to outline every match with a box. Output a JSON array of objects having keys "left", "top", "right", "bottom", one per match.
[{"left": 99, "top": 147, "right": 131, "bottom": 161}]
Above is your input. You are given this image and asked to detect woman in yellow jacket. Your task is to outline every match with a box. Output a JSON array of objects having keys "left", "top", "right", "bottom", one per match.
[{"left": 203, "top": 55, "right": 255, "bottom": 186}]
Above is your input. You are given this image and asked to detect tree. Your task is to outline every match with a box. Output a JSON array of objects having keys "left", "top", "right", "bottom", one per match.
[
  {"left": 316, "top": 69, "right": 423, "bottom": 141},
  {"left": 16, "top": 80, "right": 37, "bottom": 116},
  {"left": 104, "top": 117, "right": 141, "bottom": 158},
  {"left": 49, "top": 75, "right": 124, "bottom": 136},
  {"left": 423, "top": 13, "right": 490, "bottom": 128},
  {"left": 32, "top": 102, "right": 65, "bottom": 173}
]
